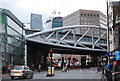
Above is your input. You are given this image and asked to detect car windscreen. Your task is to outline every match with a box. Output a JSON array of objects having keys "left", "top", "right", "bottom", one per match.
[{"left": 13, "top": 66, "right": 23, "bottom": 70}]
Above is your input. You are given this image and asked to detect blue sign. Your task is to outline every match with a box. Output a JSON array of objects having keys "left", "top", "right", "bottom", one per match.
[
  {"left": 106, "top": 64, "right": 110, "bottom": 69},
  {"left": 109, "top": 52, "right": 113, "bottom": 56},
  {"left": 115, "top": 51, "right": 120, "bottom": 60},
  {"left": 105, "top": 54, "right": 108, "bottom": 56}
]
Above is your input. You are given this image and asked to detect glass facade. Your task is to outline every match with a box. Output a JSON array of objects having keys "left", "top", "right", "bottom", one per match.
[
  {"left": 30, "top": 13, "right": 43, "bottom": 30},
  {"left": 0, "top": 8, "right": 25, "bottom": 75},
  {"left": 52, "top": 17, "right": 63, "bottom": 28}
]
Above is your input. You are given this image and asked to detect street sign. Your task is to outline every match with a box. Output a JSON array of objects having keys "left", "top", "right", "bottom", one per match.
[
  {"left": 105, "top": 54, "right": 108, "bottom": 56},
  {"left": 115, "top": 51, "right": 120, "bottom": 60},
  {"left": 109, "top": 52, "right": 113, "bottom": 56}
]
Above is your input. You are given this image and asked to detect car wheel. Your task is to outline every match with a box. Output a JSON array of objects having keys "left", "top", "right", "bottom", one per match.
[
  {"left": 24, "top": 73, "right": 28, "bottom": 79},
  {"left": 11, "top": 76, "right": 14, "bottom": 79},
  {"left": 23, "top": 76, "right": 27, "bottom": 79},
  {"left": 30, "top": 75, "right": 33, "bottom": 78}
]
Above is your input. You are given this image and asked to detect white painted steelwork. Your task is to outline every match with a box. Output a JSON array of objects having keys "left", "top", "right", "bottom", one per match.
[{"left": 26, "top": 25, "right": 107, "bottom": 52}]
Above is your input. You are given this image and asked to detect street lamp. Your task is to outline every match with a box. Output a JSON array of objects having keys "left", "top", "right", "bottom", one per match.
[{"left": 106, "top": 0, "right": 110, "bottom": 64}]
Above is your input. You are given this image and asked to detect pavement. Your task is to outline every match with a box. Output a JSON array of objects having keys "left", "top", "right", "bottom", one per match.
[{"left": 0, "top": 73, "right": 9, "bottom": 77}]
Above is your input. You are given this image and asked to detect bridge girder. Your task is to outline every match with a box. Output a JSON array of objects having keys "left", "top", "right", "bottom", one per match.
[{"left": 26, "top": 25, "right": 107, "bottom": 54}]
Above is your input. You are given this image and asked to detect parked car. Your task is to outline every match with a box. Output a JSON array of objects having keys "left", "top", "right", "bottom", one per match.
[{"left": 10, "top": 65, "right": 34, "bottom": 79}]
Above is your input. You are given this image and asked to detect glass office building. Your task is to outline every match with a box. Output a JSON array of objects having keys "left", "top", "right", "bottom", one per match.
[
  {"left": 30, "top": 13, "right": 43, "bottom": 30},
  {"left": 44, "top": 17, "right": 63, "bottom": 30},
  {"left": 0, "top": 8, "right": 25, "bottom": 74},
  {"left": 52, "top": 17, "right": 63, "bottom": 28}
]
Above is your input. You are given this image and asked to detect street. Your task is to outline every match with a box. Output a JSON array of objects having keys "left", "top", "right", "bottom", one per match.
[{"left": 2, "top": 67, "right": 106, "bottom": 81}]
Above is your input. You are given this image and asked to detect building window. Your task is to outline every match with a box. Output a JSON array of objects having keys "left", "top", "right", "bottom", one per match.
[
  {"left": 81, "top": 14, "right": 83, "bottom": 16},
  {"left": 84, "top": 14, "right": 86, "bottom": 16},
  {"left": 81, "top": 18, "right": 83, "bottom": 20},
  {"left": 81, "top": 22, "right": 83, "bottom": 25}
]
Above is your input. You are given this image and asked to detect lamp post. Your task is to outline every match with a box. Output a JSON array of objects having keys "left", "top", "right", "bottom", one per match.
[{"left": 107, "top": 0, "right": 110, "bottom": 64}]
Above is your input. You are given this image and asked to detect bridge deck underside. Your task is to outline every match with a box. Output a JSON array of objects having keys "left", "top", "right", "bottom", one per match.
[{"left": 27, "top": 40, "right": 106, "bottom": 56}]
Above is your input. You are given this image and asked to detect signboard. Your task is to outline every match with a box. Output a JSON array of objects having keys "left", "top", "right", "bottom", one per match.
[
  {"left": 115, "top": 51, "right": 120, "bottom": 60},
  {"left": 102, "top": 57, "right": 107, "bottom": 62},
  {"left": 105, "top": 54, "right": 108, "bottom": 56},
  {"left": 101, "top": 56, "right": 108, "bottom": 62},
  {"left": 109, "top": 52, "right": 113, "bottom": 56}
]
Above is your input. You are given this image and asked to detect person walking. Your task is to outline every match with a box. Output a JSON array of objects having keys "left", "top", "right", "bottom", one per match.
[
  {"left": 38, "top": 64, "right": 41, "bottom": 72},
  {"left": 2, "top": 66, "right": 5, "bottom": 74},
  {"left": 2, "top": 65, "right": 7, "bottom": 74},
  {"left": 64, "top": 62, "right": 68, "bottom": 71},
  {"left": 31, "top": 64, "right": 35, "bottom": 71},
  {"left": 101, "top": 63, "right": 105, "bottom": 76}
]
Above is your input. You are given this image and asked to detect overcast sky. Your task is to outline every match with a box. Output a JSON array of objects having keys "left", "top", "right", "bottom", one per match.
[{"left": 0, "top": 0, "right": 119, "bottom": 27}]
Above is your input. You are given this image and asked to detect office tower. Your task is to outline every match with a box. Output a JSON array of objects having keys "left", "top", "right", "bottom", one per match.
[
  {"left": 63, "top": 9, "right": 107, "bottom": 28},
  {"left": 44, "top": 17, "right": 63, "bottom": 30},
  {"left": 30, "top": 13, "right": 43, "bottom": 30}
]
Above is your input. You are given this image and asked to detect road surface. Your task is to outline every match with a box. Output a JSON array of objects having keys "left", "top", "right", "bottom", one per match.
[{"left": 2, "top": 67, "right": 106, "bottom": 81}]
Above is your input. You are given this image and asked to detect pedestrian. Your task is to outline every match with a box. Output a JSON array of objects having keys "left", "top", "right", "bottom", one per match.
[
  {"left": 8, "top": 65, "right": 11, "bottom": 74},
  {"left": 31, "top": 64, "right": 35, "bottom": 71},
  {"left": 65, "top": 62, "right": 70, "bottom": 71},
  {"left": 67, "top": 62, "right": 70, "bottom": 71},
  {"left": 101, "top": 63, "right": 104, "bottom": 76},
  {"left": 64, "top": 63, "right": 68, "bottom": 71},
  {"left": 2, "top": 65, "right": 7, "bottom": 74},
  {"left": 2, "top": 66, "right": 5, "bottom": 74},
  {"left": 8, "top": 65, "right": 13, "bottom": 74},
  {"left": 38, "top": 64, "right": 41, "bottom": 72}
]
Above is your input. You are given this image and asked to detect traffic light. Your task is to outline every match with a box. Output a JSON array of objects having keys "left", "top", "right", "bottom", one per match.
[
  {"left": 61, "top": 56, "right": 64, "bottom": 66},
  {"left": 61, "top": 56, "right": 64, "bottom": 62},
  {"left": 50, "top": 49, "right": 53, "bottom": 53},
  {"left": 50, "top": 53, "right": 52, "bottom": 57},
  {"left": 49, "top": 49, "right": 53, "bottom": 57}
]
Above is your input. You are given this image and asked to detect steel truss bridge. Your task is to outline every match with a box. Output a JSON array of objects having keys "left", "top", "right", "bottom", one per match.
[{"left": 26, "top": 25, "right": 107, "bottom": 55}]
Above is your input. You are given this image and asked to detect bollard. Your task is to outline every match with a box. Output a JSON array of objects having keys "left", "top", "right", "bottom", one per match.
[
  {"left": 48, "top": 67, "right": 51, "bottom": 74},
  {"left": 62, "top": 66, "right": 65, "bottom": 71},
  {"left": 62, "top": 66, "right": 66, "bottom": 72},
  {"left": 46, "top": 67, "right": 55, "bottom": 77}
]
